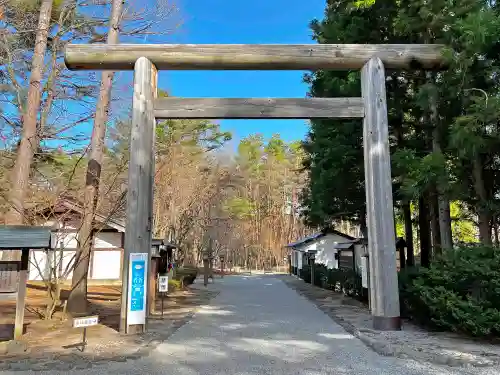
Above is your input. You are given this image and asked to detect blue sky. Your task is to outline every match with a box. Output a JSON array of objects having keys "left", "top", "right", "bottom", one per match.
[
  {"left": 153, "top": 0, "right": 326, "bottom": 145},
  {"left": 31, "top": 0, "right": 326, "bottom": 151}
]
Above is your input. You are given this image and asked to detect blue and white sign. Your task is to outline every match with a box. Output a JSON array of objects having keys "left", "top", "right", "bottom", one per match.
[
  {"left": 130, "top": 259, "right": 145, "bottom": 311},
  {"left": 127, "top": 253, "right": 148, "bottom": 325}
]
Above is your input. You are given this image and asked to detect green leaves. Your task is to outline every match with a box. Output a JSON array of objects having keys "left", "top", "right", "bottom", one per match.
[
  {"left": 399, "top": 246, "right": 500, "bottom": 337},
  {"left": 223, "top": 197, "right": 254, "bottom": 219},
  {"left": 302, "top": 0, "right": 500, "bottom": 240}
]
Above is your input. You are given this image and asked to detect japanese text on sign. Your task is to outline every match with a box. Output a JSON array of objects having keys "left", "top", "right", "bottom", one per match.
[
  {"left": 73, "top": 315, "right": 99, "bottom": 328},
  {"left": 127, "top": 253, "right": 148, "bottom": 326},
  {"left": 158, "top": 275, "right": 168, "bottom": 293},
  {"left": 130, "top": 259, "right": 145, "bottom": 312}
]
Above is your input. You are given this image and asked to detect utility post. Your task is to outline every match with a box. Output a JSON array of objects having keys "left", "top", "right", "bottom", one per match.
[
  {"left": 203, "top": 250, "right": 209, "bottom": 287},
  {"left": 208, "top": 238, "right": 214, "bottom": 283},
  {"left": 220, "top": 254, "right": 225, "bottom": 278},
  {"left": 308, "top": 250, "right": 317, "bottom": 286}
]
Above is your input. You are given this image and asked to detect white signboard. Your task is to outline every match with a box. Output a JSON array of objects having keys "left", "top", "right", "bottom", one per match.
[
  {"left": 158, "top": 275, "right": 168, "bottom": 293},
  {"left": 73, "top": 315, "right": 98, "bottom": 328},
  {"left": 361, "top": 257, "right": 368, "bottom": 288},
  {"left": 127, "top": 253, "right": 148, "bottom": 325}
]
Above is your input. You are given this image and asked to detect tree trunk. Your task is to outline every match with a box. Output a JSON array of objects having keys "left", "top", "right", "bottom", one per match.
[
  {"left": 3, "top": 0, "right": 54, "bottom": 261},
  {"left": 67, "top": 0, "right": 123, "bottom": 314},
  {"left": 432, "top": 129, "right": 453, "bottom": 251},
  {"left": 359, "top": 212, "right": 368, "bottom": 239},
  {"left": 418, "top": 196, "right": 431, "bottom": 267},
  {"left": 403, "top": 202, "right": 414, "bottom": 266},
  {"left": 472, "top": 155, "right": 492, "bottom": 246},
  {"left": 493, "top": 215, "right": 499, "bottom": 247},
  {"left": 437, "top": 196, "right": 453, "bottom": 250},
  {"left": 429, "top": 188, "right": 442, "bottom": 257}
]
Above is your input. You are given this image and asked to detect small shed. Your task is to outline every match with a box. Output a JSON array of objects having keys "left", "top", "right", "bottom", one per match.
[
  {"left": 0, "top": 226, "right": 52, "bottom": 339},
  {"left": 29, "top": 197, "right": 126, "bottom": 284},
  {"left": 286, "top": 228, "right": 365, "bottom": 275}
]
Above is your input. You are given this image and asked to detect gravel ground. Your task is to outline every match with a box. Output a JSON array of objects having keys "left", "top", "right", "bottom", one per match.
[{"left": 2, "top": 274, "right": 500, "bottom": 375}]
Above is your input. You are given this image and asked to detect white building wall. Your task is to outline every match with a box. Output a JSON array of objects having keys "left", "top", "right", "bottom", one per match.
[
  {"left": 94, "top": 232, "right": 122, "bottom": 248},
  {"left": 313, "top": 233, "right": 349, "bottom": 269},
  {"left": 29, "top": 250, "right": 48, "bottom": 280},
  {"left": 28, "top": 221, "right": 123, "bottom": 281},
  {"left": 92, "top": 250, "right": 122, "bottom": 279}
]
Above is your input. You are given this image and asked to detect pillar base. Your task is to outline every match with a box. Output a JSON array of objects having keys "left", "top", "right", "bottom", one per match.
[{"left": 373, "top": 316, "right": 401, "bottom": 331}]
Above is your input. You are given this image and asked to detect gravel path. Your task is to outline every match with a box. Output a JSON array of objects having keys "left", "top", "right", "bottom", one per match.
[{"left": 2, "top": 275, "right": 500, "bottom": 375}]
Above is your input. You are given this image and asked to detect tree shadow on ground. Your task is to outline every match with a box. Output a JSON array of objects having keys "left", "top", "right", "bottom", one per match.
[{"left": 0, "top": 275, "right": 491, "bottom": 375}]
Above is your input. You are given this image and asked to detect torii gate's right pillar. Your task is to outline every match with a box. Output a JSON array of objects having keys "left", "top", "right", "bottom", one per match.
[{"left": 362, "top": 57, "right": 400, "bottom": 330}]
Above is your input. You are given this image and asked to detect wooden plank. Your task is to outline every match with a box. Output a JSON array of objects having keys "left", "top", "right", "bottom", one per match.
[
  {"left": 154, "top": 98, "right": 364, "bottom": 119},
  {"left": 148, "top": 258, "right": 158, "bottom": 316},
  {"left": 120, "top": 57, "right": 157, "bottom": 334},
  {"left": 0, "top": 261, "right": 20, "bottom": 293},
  {"left": 14, "top": 249, "right": 29, "bottom": 339},
  {"left": 0, "top": 226, "right": 51, "bottom": 249},
  {"left": 361, "top": 57, "right": 400, "bottom": 331},
  {"left": 64, "top": 44, "right": 447, "bottom": 71}
]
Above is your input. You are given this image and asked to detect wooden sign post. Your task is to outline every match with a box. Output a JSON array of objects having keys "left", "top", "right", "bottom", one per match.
[
  {"left": 158, "top": 275, "right": 168, "bottom": 317},
  {"left": 72, "top": 315, "right": 99, "bottom": 352},
  {"left": 64, "top": 43, "right": 447, "bottom": 332}
]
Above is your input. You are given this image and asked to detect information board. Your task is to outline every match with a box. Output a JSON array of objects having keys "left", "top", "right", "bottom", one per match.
[
  {"left": 158, "top": 275, "right": 168, "bottom": 293},
  {"left": 127, "top": 253, "right": 148, "bottom": 325},
  {"left": 0, "top": 261, "right": 20, "bottom": 293}
]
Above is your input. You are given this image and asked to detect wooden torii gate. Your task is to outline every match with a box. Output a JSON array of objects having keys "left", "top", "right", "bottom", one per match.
[{"left": 65, "top": 44, "right": 445, "bottom": 332}]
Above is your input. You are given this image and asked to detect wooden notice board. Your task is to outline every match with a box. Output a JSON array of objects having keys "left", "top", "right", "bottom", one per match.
[{"left": 0, "top": 260, "right": 20, "bottom": 293}]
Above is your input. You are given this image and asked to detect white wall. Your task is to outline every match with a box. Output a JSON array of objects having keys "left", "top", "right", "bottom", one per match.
[
  {"left": 51, "top": 226, "right": 78, "bottom": 249},
  {"left": 94, "top": 232, "right": 122, "bottom": 248},
  {"left": 314, "top": 233, "right": 350, "bottom": 269},
  {"left": 92, "top": 250, "right": 121, "bottom": 279},
  {"left": 29, "top": 250, "right": 48, "bottom": 280}
]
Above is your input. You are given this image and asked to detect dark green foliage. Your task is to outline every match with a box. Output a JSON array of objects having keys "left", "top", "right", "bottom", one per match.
[
  {"left": 313, "top": 264, "right": 326, "bottom": 287},
  {"left": 175, "top": 266, "right": 198, "bottom": 286},
  {"left": 301, "top": 0, "right": 500, "bottom": 246},
  {"left": 306, "top": 263, "right": 365, "bottom": 301},
  {"left": 399, "top": 246, "right": 500, "bottom": 337},
  {"left": 300, "top": 264, "right": 311, "bottom": 283}
]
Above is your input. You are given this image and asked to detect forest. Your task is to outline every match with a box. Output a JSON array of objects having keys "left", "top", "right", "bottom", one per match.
[
  {"left": 299, "top": 0, "right": 500, "bottom": 336},
  {"left": 301, "top": 0, "right": 500, "bottom": 261}
]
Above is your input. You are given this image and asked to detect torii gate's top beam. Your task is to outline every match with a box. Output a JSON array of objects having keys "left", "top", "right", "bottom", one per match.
[{"left": 64, "top": 44, "right": 447, "bottom": 71}]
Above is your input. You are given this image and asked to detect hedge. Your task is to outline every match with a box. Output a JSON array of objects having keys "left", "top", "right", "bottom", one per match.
[
  {"left": 299, "top": 263, "right": 366, "bottom": 301},
  {"left": 175, "top": 265, "right": 198, "bottom": 285},
  {"left": 398, "top": 245, "right": 500, "bottom": 338}
]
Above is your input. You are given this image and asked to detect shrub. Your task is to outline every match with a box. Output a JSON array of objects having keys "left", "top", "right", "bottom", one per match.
[
  {"left": 168, "top": 278, "right": 183, "bottom": 291},
  {"left": 175, "top": 265, "right": 198, "bottom": 285},
  {"left": 323, "top": 267, "right": 363, "bottom": 300},
  {"left": 313, "top": 264, "right": 328, "bottom": 287},
  {"left": 299, "top": 263, "right": 365, "bottom": 301},
  {"left": 399, "top": 245, "right": 500, "bottom": 337},
  {"left": 300, "top": 264, "right": 311, "bottom": 283}
]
